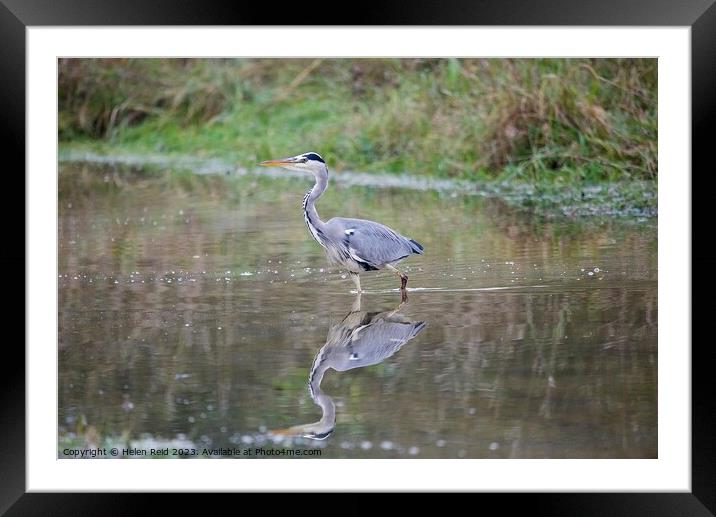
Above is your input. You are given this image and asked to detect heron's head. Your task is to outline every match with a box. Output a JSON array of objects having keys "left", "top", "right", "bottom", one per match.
[{"left": 259, "top": 152, "right": 327, "bottom": 175}]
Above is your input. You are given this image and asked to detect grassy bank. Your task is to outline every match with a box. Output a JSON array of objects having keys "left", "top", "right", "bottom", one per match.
[{"left": 59, "top": 58, "right": 657, "bottom": 188}]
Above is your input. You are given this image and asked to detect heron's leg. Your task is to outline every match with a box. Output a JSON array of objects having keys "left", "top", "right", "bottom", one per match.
[
  {"left": 385, "top": 264, "right": 408, "bottom": 290},
  {"left": 351, "top": 292, "right": 362, "bottom": 313},
  {"left": 349, "top": 272, "right": 362, "bottom": 293}
]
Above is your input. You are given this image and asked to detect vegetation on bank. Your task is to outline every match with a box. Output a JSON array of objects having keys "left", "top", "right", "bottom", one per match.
[{"left": 59, "top": 58, "right": 657, "bottom": 187}]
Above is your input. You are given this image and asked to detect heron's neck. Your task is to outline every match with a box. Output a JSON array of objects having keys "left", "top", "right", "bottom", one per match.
[
  {"left": 304, "top": 354, "right": 336, "bottom": 435},
  {"left": 309, "top": 369, "right": 336, "bottom": 431},
  {"left": 303, "top": 174, "right": 328, "bottom": 245}
]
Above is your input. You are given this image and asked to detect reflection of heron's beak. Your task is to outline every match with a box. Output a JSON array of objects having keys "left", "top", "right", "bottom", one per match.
[
  {"left": 259, "top": 158, "right": 298, "bottom": 167},
  {"left": 268, "top": 427, "right": 296, "bottom": 436},
  {"left": 268, "top": 426, "right": 333, "bottom": 441}
]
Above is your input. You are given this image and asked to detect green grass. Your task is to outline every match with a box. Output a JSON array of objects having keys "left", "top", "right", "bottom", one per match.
[{"left": 59, "top": 58, "right": 657, "bottom": 186}]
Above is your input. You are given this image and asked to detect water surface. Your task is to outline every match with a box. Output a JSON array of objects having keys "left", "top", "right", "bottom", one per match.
[{"left": 58, "top": 164, "right": 657, "bottom": 458}]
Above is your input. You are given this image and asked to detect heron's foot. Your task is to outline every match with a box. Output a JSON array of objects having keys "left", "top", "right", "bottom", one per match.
[{"left": 385, "top": 264, "right": 408, "bottom": 293}]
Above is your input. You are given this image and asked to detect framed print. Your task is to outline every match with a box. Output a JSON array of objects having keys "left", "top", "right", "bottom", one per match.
[{"left": 6, "top": 0, "right": 713, "bottom": 512}]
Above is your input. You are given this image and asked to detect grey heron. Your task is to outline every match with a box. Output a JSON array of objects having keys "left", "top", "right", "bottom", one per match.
[
  {"left": 270, "top": 296, "right": 427, "bottom": 440},
  {"left": 259, "top": 152, "right": 424, "bottom": 295}
]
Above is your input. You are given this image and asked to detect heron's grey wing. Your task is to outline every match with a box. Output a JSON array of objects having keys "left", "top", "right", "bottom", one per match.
[
  {"left": 313, "top": 310, "right": 375, "bottom": 383},
  {"left": 327, "top": 217, "right": 422, "bottom": 268}
]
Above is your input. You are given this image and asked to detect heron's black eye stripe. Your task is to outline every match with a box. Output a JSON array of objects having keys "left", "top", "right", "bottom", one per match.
[
  {"left": 310, "top": 430, "right": 334, "bottom": 440},
  {"left": 303, "top": 153, "right": 325, "bottom": 163}
]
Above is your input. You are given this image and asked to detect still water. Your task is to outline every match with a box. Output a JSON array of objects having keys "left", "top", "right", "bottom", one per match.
[{"left": 58, "top": 164, "right": 657, "bottom": 458}]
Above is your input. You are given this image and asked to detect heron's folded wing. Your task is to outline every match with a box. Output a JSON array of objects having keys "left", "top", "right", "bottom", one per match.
[{"left": 336, "top": 219, "right": 416, "bottom": 267}]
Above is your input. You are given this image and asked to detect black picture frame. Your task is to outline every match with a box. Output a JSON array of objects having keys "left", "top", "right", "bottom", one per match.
[{"left": 5, "top": 0, "right": 712, "bottom": 513}]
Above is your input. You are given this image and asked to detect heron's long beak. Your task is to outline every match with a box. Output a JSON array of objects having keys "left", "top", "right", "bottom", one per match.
[{"left": 259, "top": 157, "right": 299, "bottom": 167}]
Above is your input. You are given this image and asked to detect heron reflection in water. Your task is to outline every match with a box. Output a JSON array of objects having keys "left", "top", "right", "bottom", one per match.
[{"left": 270, "top": 296, "right": 427, "bottom": 440}]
